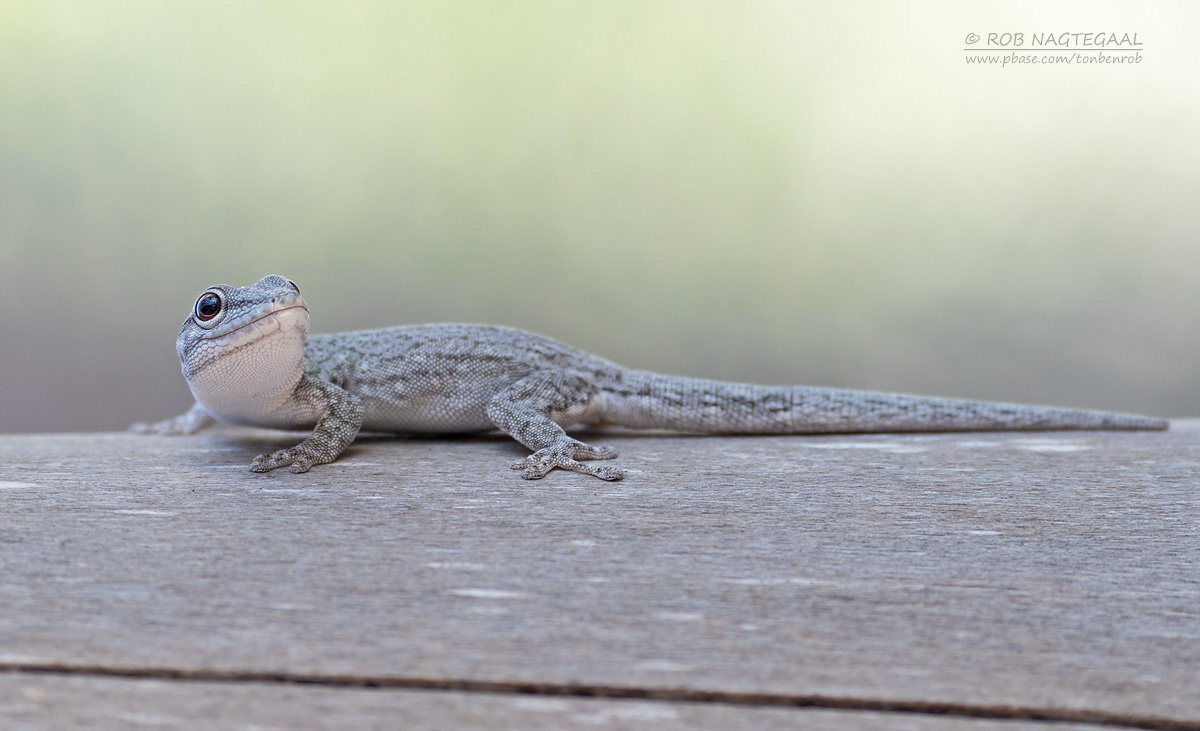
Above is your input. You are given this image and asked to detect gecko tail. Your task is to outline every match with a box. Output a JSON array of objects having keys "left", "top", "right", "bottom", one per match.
[{"left": 600, "top": 371, "right": 1168, "bottom": 434}]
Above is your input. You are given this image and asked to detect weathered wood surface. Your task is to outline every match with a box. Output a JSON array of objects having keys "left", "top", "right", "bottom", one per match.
[{"left": 0, "top": 422, "right": 1197, "bottom": 729}]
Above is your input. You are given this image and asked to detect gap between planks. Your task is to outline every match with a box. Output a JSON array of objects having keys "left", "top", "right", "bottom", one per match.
[{"left": 0, "top": 662, "right": 1195, "bottom": 731}]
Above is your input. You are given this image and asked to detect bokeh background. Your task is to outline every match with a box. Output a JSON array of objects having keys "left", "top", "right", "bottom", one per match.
[{"left": 1, "top": 0, "right": 1197, "bottom": 432}]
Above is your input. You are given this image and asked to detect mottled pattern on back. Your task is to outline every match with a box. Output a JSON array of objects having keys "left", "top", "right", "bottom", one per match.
[{"left": 304, "top": 325, "right": 624, "bottom": 433}]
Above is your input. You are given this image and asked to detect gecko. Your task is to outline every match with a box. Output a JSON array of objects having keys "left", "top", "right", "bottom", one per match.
[{"left": 131, "top": 275, "right": 1169, "bottom": 480}]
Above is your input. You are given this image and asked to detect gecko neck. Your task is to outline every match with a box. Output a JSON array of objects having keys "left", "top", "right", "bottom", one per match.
[{"left": 188, "top": 358, "right": 305, "bottom": 426}]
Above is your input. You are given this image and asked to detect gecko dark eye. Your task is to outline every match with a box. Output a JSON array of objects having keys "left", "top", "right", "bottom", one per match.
[
  {"left": 287, "top": 280, "right": 300, "bottom": 294},
  {"left": 195, "top": 293, "right": 222, "bottom": 321}
]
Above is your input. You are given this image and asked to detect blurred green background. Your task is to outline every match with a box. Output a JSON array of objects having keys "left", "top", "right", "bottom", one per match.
[{"left": 1, "top": 0, "right": 1196, "bottom": 432}]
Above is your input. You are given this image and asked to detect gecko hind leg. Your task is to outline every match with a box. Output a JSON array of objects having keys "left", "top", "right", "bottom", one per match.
[{"left": 486, "top": 371, "right": 625, "bottom": 481}]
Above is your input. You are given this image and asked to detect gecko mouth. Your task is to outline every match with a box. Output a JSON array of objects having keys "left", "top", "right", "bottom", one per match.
[{"left": 213, "top": 304, "right": 309, "bottom": 342}]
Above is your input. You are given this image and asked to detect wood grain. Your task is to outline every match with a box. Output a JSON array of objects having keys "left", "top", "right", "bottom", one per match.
[{"left": 0, "top": 422, "right": 1196, "bottom": 728}]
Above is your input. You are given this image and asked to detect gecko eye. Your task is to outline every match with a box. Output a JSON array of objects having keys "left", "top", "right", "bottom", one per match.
[
  {"left": 286, "top": 279, "right": 300, "bottom": 294},
  {"left": 195, "top": 292, "right": 222, "bottom": 321}
]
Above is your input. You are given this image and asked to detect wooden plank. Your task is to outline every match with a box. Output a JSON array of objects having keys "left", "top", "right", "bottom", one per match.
[{"left": 0, "top": 422, "right": 1196, "bottom": 725}]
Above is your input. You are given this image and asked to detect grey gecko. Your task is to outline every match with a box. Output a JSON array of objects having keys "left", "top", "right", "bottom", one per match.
[{"left": 132, "top": 275, "right": 1168, "bottom": 480}]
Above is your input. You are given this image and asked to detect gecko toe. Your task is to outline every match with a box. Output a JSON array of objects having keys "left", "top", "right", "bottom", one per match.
[
  {"left": 130, "top": 420, "right": 187, "bottom": 436},
  {"left": 251, "top": 448, "right": 298, "bottom": 472},
  {"left": 592, "top": 465, "right": 625, "bottom": 481},
  {"left": 515, "top": 455, "right": 553, "bottom": 479}
]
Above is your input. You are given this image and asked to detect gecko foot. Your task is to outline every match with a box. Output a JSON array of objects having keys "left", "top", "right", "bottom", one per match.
[
  {"left": 128, "top": 404, "right": 214, "bottom": 436},
  {"left": 250, "top": 447, "right": 319, "bottom": 474},
  {"left": 130, "top": 419, "right": 194, "bottom": 436},
  {"left": 511, "top": 439, "right": 624, "bottom": 481}
]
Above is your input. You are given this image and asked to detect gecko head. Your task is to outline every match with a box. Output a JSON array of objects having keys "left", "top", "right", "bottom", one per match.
[{"left": 177, "top": 275, "right": 310, "bottom": 412}]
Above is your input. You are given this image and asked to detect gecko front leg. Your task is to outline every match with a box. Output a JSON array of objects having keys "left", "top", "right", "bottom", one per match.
[
  {"left": 129, "top": 402, "right": 215, "bottom": 435},
  {"left": 487, "top": 370, "right": 624, "bottom": 481},
  {"left": 250, "top": 376, "right": 364, "bottom": 474}
]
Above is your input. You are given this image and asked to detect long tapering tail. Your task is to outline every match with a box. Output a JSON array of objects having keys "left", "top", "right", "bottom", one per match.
[{"left": 600, "top": 371, "right": 1168, "bottom": 434}]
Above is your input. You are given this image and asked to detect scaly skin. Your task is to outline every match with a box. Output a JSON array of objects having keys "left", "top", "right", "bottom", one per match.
[{"left": 132, "top": 275, "right": 1169, "bottom": 479}]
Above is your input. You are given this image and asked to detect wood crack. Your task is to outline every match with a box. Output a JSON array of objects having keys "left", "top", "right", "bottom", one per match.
[{"left": 1, "top": 662, "right": 1195, "bottom": 730}]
